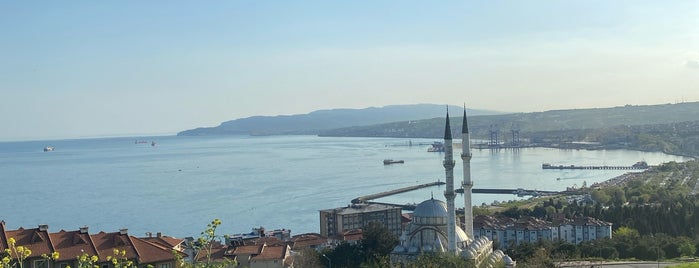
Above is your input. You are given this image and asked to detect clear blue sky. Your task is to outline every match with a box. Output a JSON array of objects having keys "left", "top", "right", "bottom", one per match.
[{"left": 1, "top": 1, "right": 698, "bottom": 141}]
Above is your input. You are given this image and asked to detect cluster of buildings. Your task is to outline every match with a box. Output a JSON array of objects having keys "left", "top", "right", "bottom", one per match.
[
  {"left": 0, "top": 221, "right": 179, "bottom": 268},
  {"left": 472, "top": 215, "right": 612, "bottom": 249},
  {"left": 3, "top": 108, "right": 614, "bottom": 268},
  {"left": 317, "top": 109, "right": 513, "bottom": 267},
  {"left": 319, "top": 109, "right": 613, "bottom": 267},
  {"left": 0, "top": 221, "right": 332, "bottom": 268}
]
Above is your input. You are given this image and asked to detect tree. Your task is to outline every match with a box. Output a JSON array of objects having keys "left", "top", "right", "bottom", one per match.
[
  {"left": 175, "top": 219, "right": 236, "bottom": 268},
  {"left": 324, "top": 242, "right": 363, "bottom": 268},
  {"left": 406, "top": 253, "right": 474, "bottom": 268},
  {"left": 518, "top": 248, "right": 555, "bottom": 268},
  {"left": 361, "top": 221, "right": 399, "bottom": 262},
  {"left": 292, "top": 248, "right": 322, "bottom": 268}
]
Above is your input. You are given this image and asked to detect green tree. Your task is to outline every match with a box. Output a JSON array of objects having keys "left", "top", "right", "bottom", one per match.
[
  {"left": 406, "top": 253, "right": 474, "bottom": 268},
  {"left": 175, "top": 219, "right": 236, "bottom": 268},
  {"left": 361, "top": 221, "right": 399, "bottom": 263},
  {"left": 518, "top": 248, "right": 555, "bottom": 268},
  {"left": 324, "top": 242, "right": 363, "bottom": 268},
  {"left": 293, "top": 248, "right": 322, "bottom": 268}
]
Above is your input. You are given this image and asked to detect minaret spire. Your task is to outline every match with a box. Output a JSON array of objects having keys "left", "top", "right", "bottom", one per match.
[
  {"left": 461, "top": 104, "right": 474, "bottom": 240},
  {"left": 444, "top": 106, "right": 452, "bottom": 140},
  {"left": 462, "top": 103, "right": 469, "bottom": 134},
  {"left": 443, "top": 108, "right": 457, "bottom": 254}
]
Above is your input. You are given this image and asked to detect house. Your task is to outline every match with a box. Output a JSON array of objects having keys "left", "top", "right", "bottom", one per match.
[
  {"left": 0, "top": 221, "right": 180, "bottom": 268},
  {"left": 472, "top": 215, "right": 612, "bottom": 248},
  {"left": 288, "top": 233, "right": 329, "bottom": 251},
  {"left": 230, "top": 243, "right": 292, "bottom": 268}
]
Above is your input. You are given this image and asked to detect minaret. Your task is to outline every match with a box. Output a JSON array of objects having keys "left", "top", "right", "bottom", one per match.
[
  {"left": 461, "top": 106, "right": 474, "bottom": 239},
  {"left": 443, "top": 109, "right": 457, "bottom": 253}
]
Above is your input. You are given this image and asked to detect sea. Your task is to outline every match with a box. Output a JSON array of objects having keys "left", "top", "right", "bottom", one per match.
[{"left": 0, "top": 135, "right": 690, "bottom": 238}]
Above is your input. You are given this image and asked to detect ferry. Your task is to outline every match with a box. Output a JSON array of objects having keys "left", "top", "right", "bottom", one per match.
[
  {"left": 427, "top": 141, "right": 444, "bottom": 152},
  {"left": 383, "top": 159, "right": 405, "bottom": 165},
  {"left": 43, "top": 146, "right": 54, "bottom": 152}
]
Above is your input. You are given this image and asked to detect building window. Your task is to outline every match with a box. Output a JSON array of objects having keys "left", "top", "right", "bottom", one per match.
[
  {"left": 34, "top": 260, "right": 48, "bottom": 268},
  {"left": 60, "top": 264, "right": 69, "bottom": 268},
  {"left": 102, "top": 264, "right": 109, "bottom": 268},
  {"left": 159, "top": 264, "right": 171, "bottom": 268}
]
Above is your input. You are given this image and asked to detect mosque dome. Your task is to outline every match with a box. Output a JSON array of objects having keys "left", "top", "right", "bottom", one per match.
[
  {"left": 462, "top": 247, "right": 477, "bottom": 259},
  {"left": 412, "top": 198, "right": 448, "bottom": 225},
  {"left": 503, "top": 255, "right": 515, "bottom": 265}
]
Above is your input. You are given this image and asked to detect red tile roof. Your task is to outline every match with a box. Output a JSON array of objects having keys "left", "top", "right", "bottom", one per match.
[
  {"left": 48, "top": 230, "right": 99, "bottom": 261},
  {"left": 289, "top": 233, "right": 328, "bottom": 250},
  {"left": 91, "top": 231, "right": 138, "bottom": 261},
  {"left": 250, "top": 245, "right": 288, "bottom": 261},
  {"left": 4, "top": 226, "right": 55, "bottom": 258},
  {"left": 342, "top": 229, "right": 363, "bottom": 241},
  {"left": 0, "top": 223, "right": 179, "bottom": 266},
  {"left": 232, "top": 245, "right": 262, "bottom": 255},
  {"left": 131, "top": 237, "right": 178, "bottom": 263},
  {"left": 141, "top": 236, "right": 183, "bottom": 250}
]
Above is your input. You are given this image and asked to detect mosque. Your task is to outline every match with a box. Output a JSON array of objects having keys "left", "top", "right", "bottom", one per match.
[{"left": 390, "top": 108, "right": 515, "bottom": 268}]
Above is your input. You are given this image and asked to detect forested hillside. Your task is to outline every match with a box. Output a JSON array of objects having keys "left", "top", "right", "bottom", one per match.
[
  {"left": 178, "top": 104, "right": 499, "bottom": 136},
  {"left": 320, "top": 102, "right": 699, "bottom": 157}
]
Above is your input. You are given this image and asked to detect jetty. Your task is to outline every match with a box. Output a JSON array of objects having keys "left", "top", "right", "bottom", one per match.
[
  {"left": 351, "top": 181, "right": 445, "bottom": 204},
  {"left": 352, "top": 182, "right": 566, "bottom": 206},
  {"left": 542, "top": 161, "right": 649, "bottom": 170},
  {"left": 456, "top": 187, "right": 560, "bottom": 197}
]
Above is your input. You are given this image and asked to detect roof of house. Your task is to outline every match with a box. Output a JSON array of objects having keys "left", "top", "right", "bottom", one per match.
[
  {"left": 0, "top": 222, "right": 179, "bottom": 265},
  {"left": 3, "top": 225, "right": 55, "bottom": 258},
  {"left": 91, "top": 231, "right": 138, "bottom": 261},
  {"left": 141, "top": 236, "right": 184, "bottom": 250},
  {"left": 48, "top": 230, "right": 99, "bottom": 261},
  {"left": 232, "top": 245, "right": 262, "bottom": 255},
  {"left": 289, "top": 233, "right": 327, "bottom": 249},
  {"left": 131, "top": 237, "right": 178, "bottom": 263},
  {"left": 250, "top": 245, "right": 288, "bottom": 261},
  {"left": 342, "top": 229, "right": 363, "bottom": 241},
  {"left": 195, "top": 244, "right": 229, "bottom": 262}
]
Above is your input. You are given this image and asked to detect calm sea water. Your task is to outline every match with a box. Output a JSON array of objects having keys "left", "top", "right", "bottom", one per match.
[{"left": 0, "top": 135, "right": 689, "bottom": 238}]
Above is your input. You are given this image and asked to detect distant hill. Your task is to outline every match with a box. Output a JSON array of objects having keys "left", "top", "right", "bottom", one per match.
[
  {"left": 319, "top": 102, "right": 699, "bottom": 139},
  {"left": 177, "top": 104, "right": 502, "bottom": 136}
]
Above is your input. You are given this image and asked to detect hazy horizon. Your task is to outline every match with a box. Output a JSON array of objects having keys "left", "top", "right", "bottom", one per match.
[{"left": 2, "top": 1, "right": 698, "bottom": 141}]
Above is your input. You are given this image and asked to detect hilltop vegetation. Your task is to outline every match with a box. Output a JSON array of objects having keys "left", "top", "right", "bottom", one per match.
[
  {"left": 320, "top": 102, "right": 699, "bottom": 157},
  {"left": 177, "top": 104, "right": 500, "bottom": 136},
  {"left": 497, "top": 160, "right": 699, "bottom": 263}
]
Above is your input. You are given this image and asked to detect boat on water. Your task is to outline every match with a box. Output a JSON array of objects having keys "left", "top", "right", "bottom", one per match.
[
  {"left": 427, "top": 141, "right": 444, "bottom": 152},
  {"left": 383, "top": 159, "right": 405, "bottom": 165},
  {"left": 43, "top": 146, "right": 54, "bottom": 152}
]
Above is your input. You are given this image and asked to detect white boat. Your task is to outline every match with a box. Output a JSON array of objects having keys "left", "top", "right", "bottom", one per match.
[{"left": 43, "top": 146, "right": 54, "bottom": 152}]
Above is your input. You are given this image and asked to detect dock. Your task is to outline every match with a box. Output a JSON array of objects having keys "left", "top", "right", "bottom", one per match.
[
  {"left": 457, "top": 187, "right": 560, "bottom": 196},
  {"left": 352, "top": 181, "right": 564, "bottom": 206},
  {"left": 542, "top": 161, "right": 649, "bottom": 170},
  {"left": 351, "top": 181, "right": 445, "bottom": 204}
]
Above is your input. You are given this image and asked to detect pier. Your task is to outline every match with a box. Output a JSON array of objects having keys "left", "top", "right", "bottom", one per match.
[
  {"left": 351, "top": 181, "right": 445, "bottom": 204},
  {"left": 457, "top": 187, "right": 560, "bottom": 196},
  {"left": 542, "top": 161, "right": 649, "bottom": 170},
  {"left": 352, "top": 181, "right": 565, "bottom": 206}
]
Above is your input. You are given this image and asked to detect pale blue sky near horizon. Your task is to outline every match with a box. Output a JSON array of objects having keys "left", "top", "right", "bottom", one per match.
[{"left": 1, "top": 1, "right": 698, "bottom": 141}]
